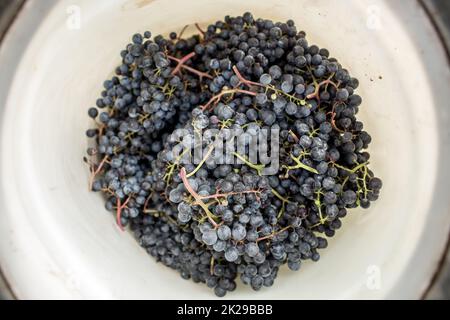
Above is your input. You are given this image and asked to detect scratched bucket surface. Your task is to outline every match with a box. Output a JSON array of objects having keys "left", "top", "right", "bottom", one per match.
[{"left": 0, "top": 0, "right": 450, "bottom": 299}]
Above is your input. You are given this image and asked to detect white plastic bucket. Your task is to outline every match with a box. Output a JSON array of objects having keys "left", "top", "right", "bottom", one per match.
[{"left": 1, "top": 0, "right": 450, "bottom": 299}]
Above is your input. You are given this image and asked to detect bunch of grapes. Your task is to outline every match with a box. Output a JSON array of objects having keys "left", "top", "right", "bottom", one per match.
[{"left": 85, "top": 12, "right": 382, "bottom": 297}]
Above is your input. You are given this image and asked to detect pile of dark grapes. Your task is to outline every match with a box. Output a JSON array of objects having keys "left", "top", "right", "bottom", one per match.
[{"left": 85, "top": 13, "right": 382, "bottom": 297}]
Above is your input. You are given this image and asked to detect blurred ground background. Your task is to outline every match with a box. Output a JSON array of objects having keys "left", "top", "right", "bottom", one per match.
[{"left": 0, "top": 0, "right": 449, "bottom": 300}]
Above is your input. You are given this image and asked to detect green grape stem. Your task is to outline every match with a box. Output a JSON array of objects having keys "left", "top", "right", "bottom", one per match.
[
  {"left": 283, "top": 154, "right": 319, "bottom": 177},
  {"left": 256, "top": 225, "right": 293, "bottom": 243},
  {"left": 186, "top": 140, "right": 216, "bottom": 178},
  {"left": 233, "top": 152, "right": 265, "bottom": 176},
  {"left": 271, "top": 188, "right": 292, "bottom": 219},
  {"left": 180, "top": 167, "right": 219, "bottom": 228},
  {"left": 232, "top": 66, "right": 308, "bottom": 107}
]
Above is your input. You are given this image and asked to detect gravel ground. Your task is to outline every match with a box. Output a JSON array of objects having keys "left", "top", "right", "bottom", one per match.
[{"left": 0, "top": 0, "right": 449, "bottom": 300}]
